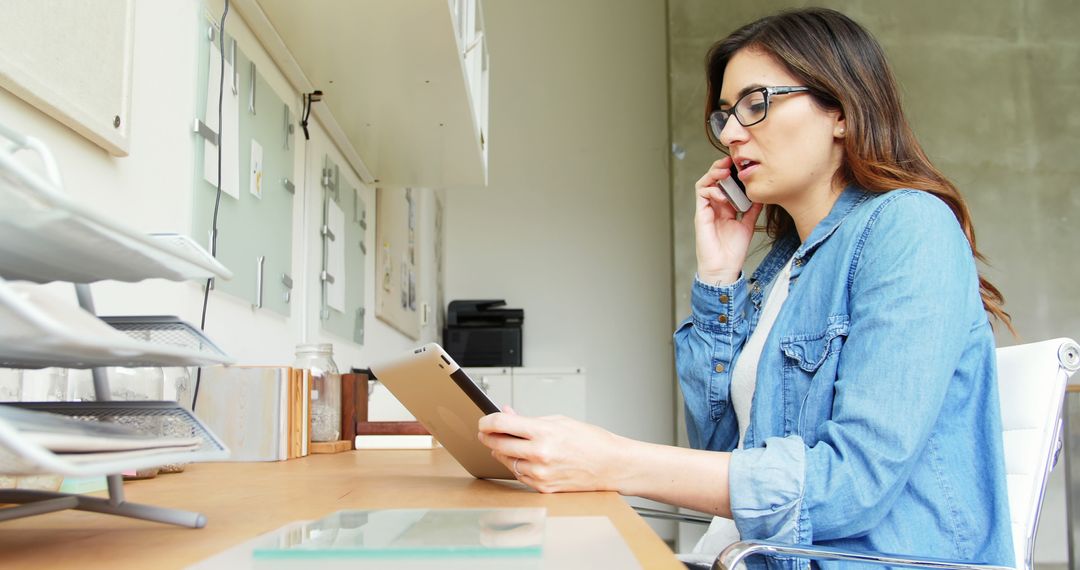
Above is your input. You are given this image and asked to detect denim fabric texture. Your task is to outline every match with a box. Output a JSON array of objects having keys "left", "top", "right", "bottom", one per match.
[{"left": 674, "top": 187, "right": 1014, "bottom": 570}]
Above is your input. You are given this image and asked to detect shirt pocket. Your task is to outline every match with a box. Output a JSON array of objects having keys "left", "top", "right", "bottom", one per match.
[{"left": 779, "top": 315, "right": 849, "bottom": 440}]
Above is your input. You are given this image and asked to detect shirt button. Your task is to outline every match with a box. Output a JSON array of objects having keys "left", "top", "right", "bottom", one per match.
[
  {"left": 715, "top": 363, "right": 725, "bottom": 373},
  {"left": 717, "top": 314, "right": 728, "bottom": 324},
  {"left": 719, "top": 294, "right": 729, "bottom": 303},
  {"left": 794, "top": 258, "right": 805, "bottom": 267}
]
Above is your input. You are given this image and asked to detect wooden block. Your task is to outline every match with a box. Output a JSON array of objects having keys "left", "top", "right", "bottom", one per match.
[
  {"left": 358, "top": 420, "right": 429, "bottom": 436},
  {"left": 309, "top": 440, "right": 352, "bottom": 454},
  {"left": 341, "top": 373, "right": 359, "bottom": 448}
]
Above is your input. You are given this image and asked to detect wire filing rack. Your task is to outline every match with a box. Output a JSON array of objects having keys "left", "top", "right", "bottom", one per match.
[{"left": 0, "top": 123, "right": 233, "bottom": 528}]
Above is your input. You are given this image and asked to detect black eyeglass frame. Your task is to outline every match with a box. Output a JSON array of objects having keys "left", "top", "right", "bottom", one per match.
[{"left": 707, "top": 86, "right": 811, "bottom": 149}]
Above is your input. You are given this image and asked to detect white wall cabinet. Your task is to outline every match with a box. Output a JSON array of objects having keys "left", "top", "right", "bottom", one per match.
[{"left": 465, "top": 367, "right": 586, "bottom": 421}]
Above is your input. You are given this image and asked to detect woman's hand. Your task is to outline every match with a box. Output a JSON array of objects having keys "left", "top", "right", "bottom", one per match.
[
  {"left": 478, "top": 410, "right": 625, "bottom": 494},
  {"left": 695, "top": 157, "right": 764, "bottom": 285}
]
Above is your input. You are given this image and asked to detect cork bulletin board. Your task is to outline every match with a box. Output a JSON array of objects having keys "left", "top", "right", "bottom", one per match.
[{"left": 375, "top": 187, "right": 421, "bottom": 339}]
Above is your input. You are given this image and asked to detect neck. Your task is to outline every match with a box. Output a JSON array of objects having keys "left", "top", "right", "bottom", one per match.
[{"left": 784, "top": 178, "right": 846, "bottom": 243}]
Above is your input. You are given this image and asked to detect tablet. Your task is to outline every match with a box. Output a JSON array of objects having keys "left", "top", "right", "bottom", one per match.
[{"left": 369, "top": 343, "right": 515, "bottom": 480}]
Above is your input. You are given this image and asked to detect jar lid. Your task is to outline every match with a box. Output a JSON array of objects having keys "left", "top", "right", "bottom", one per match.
[{"left": 295, "top": 343, "right": 333, "bottom": 354}]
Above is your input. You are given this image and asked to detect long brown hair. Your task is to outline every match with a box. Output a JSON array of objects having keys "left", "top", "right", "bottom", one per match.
[{"left": 704, "top": 8, "right": 1014, "bottom": 335}]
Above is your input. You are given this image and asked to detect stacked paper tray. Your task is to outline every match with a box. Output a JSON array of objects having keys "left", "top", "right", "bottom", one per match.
[
  {"left": 0, "top": 401, "right": 230, "bottom": 477},
  {"left": 0, "top": 143, "right": 232, "bottom": 284},
  {"left": 0, "top": 279, "right": 234, "bottom": 369}
]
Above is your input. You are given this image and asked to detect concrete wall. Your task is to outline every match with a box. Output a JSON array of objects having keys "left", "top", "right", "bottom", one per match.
[{"left": 668, "top": 0, "right": 1078, "bottom": 563}]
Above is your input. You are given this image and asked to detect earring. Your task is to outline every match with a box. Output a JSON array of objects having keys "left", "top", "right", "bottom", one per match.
[{"left": 838, "top": 128, "right": 846, "bottom": 136}]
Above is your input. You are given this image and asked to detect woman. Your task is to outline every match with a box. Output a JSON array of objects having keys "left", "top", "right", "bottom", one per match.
[{"left": 478, "top": 8, "right": 1014, "bottom": 567}]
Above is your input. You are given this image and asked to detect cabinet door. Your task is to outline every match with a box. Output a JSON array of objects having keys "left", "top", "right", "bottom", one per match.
[
  {"left": 511, "top": 369, "right": 586, "bottom": 421},
  {"left": 464, "top": 367, "right": 513, "bottom": 411}
]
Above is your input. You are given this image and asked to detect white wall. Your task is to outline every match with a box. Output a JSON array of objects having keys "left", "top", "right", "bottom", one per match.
[
  {"left": 443, "top": 0, "right": 676, "bottom": 528},
  {"left": 0, "top": 0, "right": 441, "bottom": 375}
]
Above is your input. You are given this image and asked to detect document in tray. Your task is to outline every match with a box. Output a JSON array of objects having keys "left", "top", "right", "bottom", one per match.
[
  {"left": 0, "top": 406, "right": 201, "bottom": 455},
  {"left": 252, "top": 508, "right": 545, "bottom": 560}
]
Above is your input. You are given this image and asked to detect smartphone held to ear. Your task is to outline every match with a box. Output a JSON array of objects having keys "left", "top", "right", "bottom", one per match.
[{"left": 717, "top": 165, "right": 753, "bottom": 213}]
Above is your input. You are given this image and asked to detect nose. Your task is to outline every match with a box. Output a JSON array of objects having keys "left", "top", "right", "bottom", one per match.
[{"left": 718, "top": 114, "right": 749, "bottom": 149}]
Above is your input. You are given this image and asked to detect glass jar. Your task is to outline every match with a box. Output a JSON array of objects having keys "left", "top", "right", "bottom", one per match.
[
  {"left": 108, "top": 367, "right": 165, "bottom": 480},
  {"left": 159, "top": 367, "right": 194, "bottom": 473},
  {"left": 20, "top": 368, "right": 69, "bottom": 401},
  {"left": 0, "top": 369, "right": 21, "bottom": 401},
  {"left": 295, "top": 343, "right": 341, "bottom": 442}
]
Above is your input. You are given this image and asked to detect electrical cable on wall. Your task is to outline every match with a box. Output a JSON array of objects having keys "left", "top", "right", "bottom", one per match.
[
  {"left": 300, "top": 90, "right": 322, "bottom": 140},
  {"left": 192, "top": 0, "right": 230, "bottom": 412}
]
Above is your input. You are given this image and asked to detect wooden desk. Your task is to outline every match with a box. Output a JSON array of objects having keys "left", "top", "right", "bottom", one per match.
[{"left": 0, "top": 449, "right": 681, "bottom": 569}]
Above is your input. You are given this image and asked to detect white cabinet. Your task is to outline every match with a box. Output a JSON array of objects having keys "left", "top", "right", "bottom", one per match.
[
  {"left": 233, "top": 0, "right": 489, "bottom": 188},
  {"left": 465, "top": 367, "right": 586, "bottom": 421}
]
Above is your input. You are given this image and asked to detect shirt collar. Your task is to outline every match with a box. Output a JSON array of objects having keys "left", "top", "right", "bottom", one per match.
[{"left": 792, "top": 185, "right": 873, "bottom": 262}]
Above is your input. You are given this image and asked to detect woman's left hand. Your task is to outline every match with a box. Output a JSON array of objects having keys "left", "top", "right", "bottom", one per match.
[{"left": 477, "top": 410, "right": 626, "bottom": 494}]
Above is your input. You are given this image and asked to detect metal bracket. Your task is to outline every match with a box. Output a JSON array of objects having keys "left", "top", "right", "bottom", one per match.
[
  {"left": 229, "top": 38, "right": 238, "bottom": 95},
  {"left": 320, "top": 271, "right": 335, "bottom": 284},
  {"left": 321, "top": 226, "right": 336, "bottom": 241},
  {"left": 281, "top": 273, "right": 293, "bottom": 304},
  {"left": 282, "top": 178, "right": 295, "bottom": 194},
  {"left": 248, "top": 62, "right": 256, "bottom": 114},
  {"left": 254, "top": 256, "right": 265, "bottom": 309},
  {"left": 283, "top": 103, "right": 293, "bottom": 150},
  {"left": 193, "top": 119, "right": 219, "bottom": 146}
]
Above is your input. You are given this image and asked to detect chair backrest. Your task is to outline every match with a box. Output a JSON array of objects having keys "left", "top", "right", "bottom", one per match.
[{"left": 997, "top": 338, "right": 1079, "bottom": 570}]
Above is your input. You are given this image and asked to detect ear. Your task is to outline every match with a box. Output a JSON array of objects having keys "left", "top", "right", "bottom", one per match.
[{"left": 833, "top": 112, "right": 847, "bottom": 139}]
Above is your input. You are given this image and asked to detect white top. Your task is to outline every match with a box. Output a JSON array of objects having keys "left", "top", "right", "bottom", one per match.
[
  {"left": 686, "top": 258, "right": 794, "bottom": 562},
  {"left": 731, "top": 258, "right": 794, "bottom": 447}
]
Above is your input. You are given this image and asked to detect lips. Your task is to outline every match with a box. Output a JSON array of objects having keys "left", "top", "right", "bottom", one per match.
[{"left": 733, "top": 157, "right": 760, "bottom": 178}]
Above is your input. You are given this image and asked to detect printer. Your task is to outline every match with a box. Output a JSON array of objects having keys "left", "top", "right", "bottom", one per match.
[{"left": 443, "top": 300, "right": 523, "bottom": 367}]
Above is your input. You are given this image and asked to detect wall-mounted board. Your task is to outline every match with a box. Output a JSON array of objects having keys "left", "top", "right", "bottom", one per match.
[
  {"left": 191, "top": 10, "right": 296, "bottom": 316},
  {"left": 318, "top": 155, "right": 366, "bottom": 345},
  {"left": 0, "top": 0, "right": 135, "bottom": 155},
  {"left": 375, "top": 188, "right": 422, "bottom": 340}
]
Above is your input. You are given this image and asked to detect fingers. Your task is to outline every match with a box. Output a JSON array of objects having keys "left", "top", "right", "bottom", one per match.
[
  {"left": 481, "top": 431, "right": 534, "bottom": 458},
  {"left": 695, "top": 157, "right": 734, "bottom": 193},
  {"left": 741, "top": 202, "right": 765, "bottom": 230},
  {"left": 478, "top": 411, "right": 533, "bottom": 438}
]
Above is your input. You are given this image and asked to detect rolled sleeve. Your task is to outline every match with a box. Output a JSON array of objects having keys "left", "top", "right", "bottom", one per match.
[
  {"left": 729, "top": 436, "right": 807, "bottom": 543},
  {"left": 674, "top": 275, "right": 750, "bottom": 451}
]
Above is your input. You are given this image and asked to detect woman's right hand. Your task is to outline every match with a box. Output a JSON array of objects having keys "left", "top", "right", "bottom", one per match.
[{"left": 694, "top": 157, "right": 764, "bottom": 285}]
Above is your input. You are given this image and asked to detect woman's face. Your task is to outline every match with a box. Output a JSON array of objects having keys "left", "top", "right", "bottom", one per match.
[{"left": 718, "top": 48, "right": 845, "bottom": 207}]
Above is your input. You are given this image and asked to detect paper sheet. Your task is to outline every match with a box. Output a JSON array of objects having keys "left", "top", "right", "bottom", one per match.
[
  {"left": 203, "top": 43, "right": 240, "bottom": 200},
  {"left": 249, "top": 139, "right": 263, "bottom": 199},
  {"left": 327, "top": 200, "right": 346, "bottom": 312}
]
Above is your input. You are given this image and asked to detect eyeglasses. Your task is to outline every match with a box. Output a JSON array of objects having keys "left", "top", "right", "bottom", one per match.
[{"left": 707, "top": 86, "right": 811, "bottom": 150}]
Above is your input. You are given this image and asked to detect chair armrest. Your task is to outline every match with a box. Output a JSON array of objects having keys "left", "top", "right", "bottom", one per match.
[
  {"left": 632, "top": 505, "right": 712, "bottom": 525},
  {"left": 715, "top": 540, "right": 1014, "bottom": 570}
]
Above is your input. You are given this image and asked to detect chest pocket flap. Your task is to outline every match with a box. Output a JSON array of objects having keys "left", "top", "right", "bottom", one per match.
[{"left": 779, "top": 315, "right": 850, "bottom": 372}]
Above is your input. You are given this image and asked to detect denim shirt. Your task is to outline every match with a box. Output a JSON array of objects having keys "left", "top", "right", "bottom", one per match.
[{"left": 674, "top": 187, "right": 1013, "bottom": 569}]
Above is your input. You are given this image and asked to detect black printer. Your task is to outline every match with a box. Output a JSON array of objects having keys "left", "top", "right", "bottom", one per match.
[{"left": 443, "top": 300, "right": 523, "bottom": 367}]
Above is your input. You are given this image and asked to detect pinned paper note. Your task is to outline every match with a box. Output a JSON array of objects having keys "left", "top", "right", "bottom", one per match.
[
  {"left": 203, "top": 43, "right": 240, "bottom": 200},
  {"left": 249, "top": 139, "right": 264, "bottom": 199}
]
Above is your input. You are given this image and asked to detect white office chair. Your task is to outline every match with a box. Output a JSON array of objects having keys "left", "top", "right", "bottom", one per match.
[{"left": 706, "top": 337, "right": 1079, "bottom": 570}]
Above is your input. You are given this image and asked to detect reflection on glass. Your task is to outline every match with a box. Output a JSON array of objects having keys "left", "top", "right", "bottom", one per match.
[{"left": 253, "top": 508, "right": 546, "bottom": 560}]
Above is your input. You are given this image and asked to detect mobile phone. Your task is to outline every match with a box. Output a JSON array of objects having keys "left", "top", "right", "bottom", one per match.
[{"left": 717, "top": 165, "right": 752, "bottom": 213}]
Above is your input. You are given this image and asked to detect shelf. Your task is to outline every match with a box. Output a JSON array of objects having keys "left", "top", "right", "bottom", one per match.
[
  {"left": 234, "top": 0, "right": 488, "bottom": 188},
  {"left": 0, "top": 401, "right": 229, "bottom": 477},
  {"left": 0, "top": 279, "right": 234, "bottom": 369},
  {"left": 0, "top": 135, "right": 233, "bottom": 284}
]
